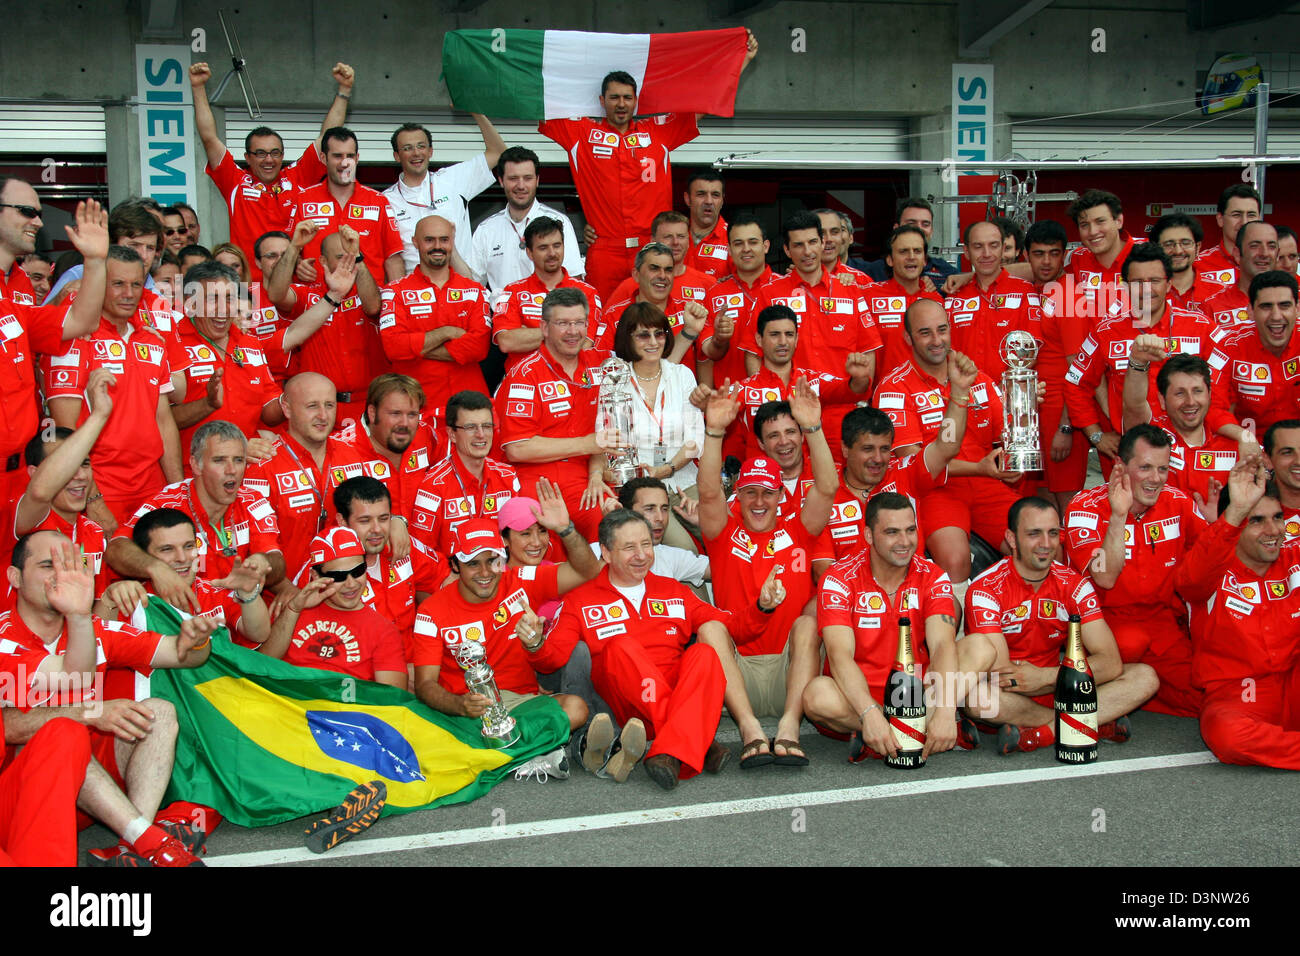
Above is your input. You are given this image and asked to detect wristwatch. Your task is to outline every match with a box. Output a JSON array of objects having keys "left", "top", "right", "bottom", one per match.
[{"left": 1087, "top": 431, "right": 1103, "bottom": 447}]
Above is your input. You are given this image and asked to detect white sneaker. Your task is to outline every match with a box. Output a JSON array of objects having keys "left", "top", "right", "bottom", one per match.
[{"left": 513, "top": 747, "right": 571, "bottom": 783}]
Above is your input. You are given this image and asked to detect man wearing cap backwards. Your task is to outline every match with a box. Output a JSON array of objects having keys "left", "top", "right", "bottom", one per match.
[
  {"left": 693, "top": 376, "right": 837, "bottom": 767},
  {"left": 412, "top": 479, "right": 597, "bottom": 730},
  {"left": 525, "top": 509, "right": 733, "bottom": 790},
  {"left": 261, "top": 526, "right": 407, "bottom": 688}
]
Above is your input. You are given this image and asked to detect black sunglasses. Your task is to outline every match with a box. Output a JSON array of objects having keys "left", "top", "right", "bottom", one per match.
[
  {"left": 0, "top": 202, "right": 40, "bottom": 219},
  {"left": 314, "top": 562, "right": 366, "bottom": 582}
]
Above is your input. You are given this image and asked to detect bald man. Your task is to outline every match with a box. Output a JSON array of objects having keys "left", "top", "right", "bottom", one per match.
[
  {"left": 265, "top": 224, "right": 385, "bottom": 428},
  {"left": 380, "top": 215, "right": 491, "bottom": 430},
  {"left": 244, "top": 373, "right": 369, "bottom": 575}
]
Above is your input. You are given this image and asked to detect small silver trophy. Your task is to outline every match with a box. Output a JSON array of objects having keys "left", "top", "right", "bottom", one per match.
[
  {"left": 451, "top": 639, "right": 520, "bottom": 749},
  {"left": 596, "top": 355, "right": 638, "bottom": 488},
  {"left": 1000, "top": 330, "right": 1042, "bottom": 472}
]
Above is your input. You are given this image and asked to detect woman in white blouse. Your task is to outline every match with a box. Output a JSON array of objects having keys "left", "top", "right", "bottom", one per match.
[{"left": 603, "top": 302, "right": 705, "bottom": 551}]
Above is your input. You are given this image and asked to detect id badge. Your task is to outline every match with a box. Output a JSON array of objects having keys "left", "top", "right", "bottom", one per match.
[{"left": 653, "top": 443, "right": 669, "bottom": 468}]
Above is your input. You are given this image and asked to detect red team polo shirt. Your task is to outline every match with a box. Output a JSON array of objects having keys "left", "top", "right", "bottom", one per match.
[
  {"left": 116, "top": 478, "right": 281, "bottom": 582},
  {"left": 1207, "top": 326, "right": 1300, "bottom": 434},
  {"left": 943, "top": 271, "right": 1043, "bottom": 377},
  {"left": 244, "top": 280, "right": 294, "bottom": 383},
  {"left": 173, "top": 318, "right": 279, "bottom": 460},
  {"left": 706, "top": 512, "right": 833, "bottom": 657},
  {"left": 1064, "top": 234, "right": 1137, "bottom": 307},
  {"left": 1170, "top": 275, "right": 1220, "bottom": 317},
  {"left": 242, "top": 432, "right": 367, "bottom": 572},
  {"left": 206, "top": 144, "right": 326, "bottom": 275},
  {"left": 494, "top": 345, "right": 610, "bottom": 497},
  {"left": 41, "top": 314, "right": 176, "bottom": 511},
  {"left": 1064, "top": 303, "right": 1218, "bottom": 436},
  {"left": 337, "top": 419, "right": 444, "bottom": 520},
  {"left": 360, "top": 549, "right": 446, "bottom": 656},
  {"left": 608, "top": 266, "right": 712, "bottom": 312},
  {"left": 409, "top": 451, "right": 519, "bottom": 560},
  {"left": 734, "top": 365, "right": 858, "bottom": 462},
  {"left": 863, "top": 279, "right": 943, "bottom": 382},
  {"left": 685, "top": 219, "right": 733, "bottom": 282},
  {"left": 875, "top": 363, "right": 1003, "bottom": 463},
  {"left": 412, "top": 564, "right": 559, "bottom": 695},
  {"left": 281, "top": 602, "right": 407, "bottom": 680},
  {"left": 1064, "top": 484, "right": 1207, "bottom": 616},
  {"left": 1152, "top": 414, "right": 1237, "bottom": 504},
  {"left": 0, "top": 273, "right": 60, "bottom": 462},
  {"left": 491, "top": 271, "right": 604, "bottom": 374},
  {"left": 965, "top": 558, "right": 1106, "bottom": 669},
  {"left": 283, "top": 280, "right": 381, "bottom": 399},
  {"left": 1200, "top": 284, "right": 1252, "bottom": 329},
  {"left": 289, "top": 182, "right": 403, "bottom": 285},
  {"left": 752, "top": 268, "right": 883, "bottom": 383},
  {"left": 1195, "top": 245, "right": 1238, "bottom": 295},
  {"left": 816, "top": 551, "right": 955, "bottom": 698},
  {"left": 0, "top": 612, "right": 163, "bottom": 706},
  {"left": 527, "top": 568, "right": 728, "bottom": 678},
  {"left": 824, "top": 454, "right": 946, "bottom": 561},
  {"left": 537, "top": 114, "right": 699, "bottom": 246},
  {"left": 379, "top": 270, "right": 491, "bottom": 414},
  {"left": 704, "top": 266, "right": 777, "bottom": 388}
]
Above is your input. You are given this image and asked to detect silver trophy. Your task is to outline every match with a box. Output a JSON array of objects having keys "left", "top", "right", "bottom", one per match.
[
  {"left": 596, "top": 355, "right": 639, "bottom": 488},
  {"left": 1000, "top": 330, "right": 1042, "bottom": 472},
  {"left": 450, "top": 639, "right": 520, "bottom": 749}
]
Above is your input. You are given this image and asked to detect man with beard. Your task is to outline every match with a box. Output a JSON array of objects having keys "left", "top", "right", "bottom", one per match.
[
  {"left": 492, "top": 217, "right": 603, "bottom": 374},
  {"left": 289, "top": 127, "right": 404, "bottom": 285},
  {"left": 380, "top": 215, "right": 491, "bottom": 417},
  {"left": 108, "top": 420, "right": 284, "bottom": 612},
  {"left": 470, "top": 147, "right": 583, "bottom": 292},
  {"left": 341, "top": 374, "right": 444, "bottom": 521},
  {"left": 1151, "top": 213, "right": 1215, "bottom": 314},
  {"left": 964, "top": 496, "right": 1158, "bottom": 754}
]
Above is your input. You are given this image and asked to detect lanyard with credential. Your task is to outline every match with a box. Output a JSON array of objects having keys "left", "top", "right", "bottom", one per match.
[
  {"left": 448, "top": 454, "right": 492, "bottom": 519},
  {"left": 279, "top": 439, "right": 327, "bottom": 534},
  {"left": 188, "top": 481, "right": 237, "bottom": 557},
  {"left": 634, "top": 373, "right": 668, "bottom": 446}
]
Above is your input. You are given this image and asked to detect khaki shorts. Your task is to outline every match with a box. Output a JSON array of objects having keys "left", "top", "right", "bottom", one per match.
[
  {"left": 727, "top": 640, "right": 792, "bottom": 719},
  {"left": 499, "top": 690, "right": 540, "bottom": 711}
]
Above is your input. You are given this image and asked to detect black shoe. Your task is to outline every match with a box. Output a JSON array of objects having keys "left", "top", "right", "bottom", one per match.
[{"left": 304, "top": 781, "right": 387, "bottom": 853}]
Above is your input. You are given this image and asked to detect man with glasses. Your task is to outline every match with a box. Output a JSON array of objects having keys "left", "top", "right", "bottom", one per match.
[
  {"left": 385, "top": 119, "right": 507, "bottom": 275},
  {"left": 1151, "top": 213, "right": 1215, "bottom": 315},
  {"left": 190, "top": 60, "right": 355, "bottom": 278},
  {"left": 261, "top": 525, "right": 407, "bottom": 687},
  {"left": 159, "top": 207, "right": 188, "bottom": 258}
]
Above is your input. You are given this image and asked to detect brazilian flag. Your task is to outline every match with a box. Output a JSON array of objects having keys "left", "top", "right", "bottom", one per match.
[{"left": 141, "top": 599, "right": 569, "bottom": 827}]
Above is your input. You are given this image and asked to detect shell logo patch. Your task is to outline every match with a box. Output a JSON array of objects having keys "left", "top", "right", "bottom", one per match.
[
  {"left": 608, "top": 606, "right": 623, "bottom": 619},
  {"left": 867, "top": 595, "right": 884, "bottom": 611},
  {"left": 465, "top": 626, "right": 483, "bottom": 642}
]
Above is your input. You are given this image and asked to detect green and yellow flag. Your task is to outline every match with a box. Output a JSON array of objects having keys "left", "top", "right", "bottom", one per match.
[{"left": 141, "top": 600, "right": 569, "bottom": 827}]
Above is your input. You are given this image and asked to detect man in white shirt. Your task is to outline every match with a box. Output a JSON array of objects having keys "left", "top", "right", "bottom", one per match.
[
  {"left": 383, "top": 118, "right": 506, "bottom": 274},
  {"left": 470, "top": 146, "right": 584, "bottom": 292}
]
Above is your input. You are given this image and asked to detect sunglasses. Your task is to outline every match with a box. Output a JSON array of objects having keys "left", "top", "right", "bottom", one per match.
[
  {"left": 0, "top": 202, "right": 40, "bottom": 219},
  {"left": 163, "top": 228, "right": 186, "bottom": 236},
  {"left": 314, "top": 562, "right": 367, "bottom": 582}
]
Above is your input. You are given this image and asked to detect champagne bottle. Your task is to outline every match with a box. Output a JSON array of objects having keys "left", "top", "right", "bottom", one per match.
[
  {"left": 883, "top": 615, "right": 927, "bottom": 768},
  {"left": 1054, "top": 613, "right": 1099, "bottom": 764}
]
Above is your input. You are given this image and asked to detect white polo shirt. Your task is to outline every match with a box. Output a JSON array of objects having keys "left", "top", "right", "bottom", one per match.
[
  {"left": 470, "top": 199, "right": 585, "bottom": 292},
  {"left": 383, "top": 154, "right": 494, "bottom": 273}
]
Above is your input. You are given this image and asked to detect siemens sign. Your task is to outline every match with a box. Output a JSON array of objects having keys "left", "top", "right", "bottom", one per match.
[
  {"left": 135, "top": 44, "right": 197, "bottom": 207},
  {"left": 951, "top": 64, "right": 993, "bottom": 173}
]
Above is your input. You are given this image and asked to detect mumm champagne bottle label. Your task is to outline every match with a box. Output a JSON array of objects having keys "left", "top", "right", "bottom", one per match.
[
  {"left": 884, "top": 615, "right": 927, "bottom": 768},
  {"left": 1055, "top": 613, "right": 1099, "bottom": 764}
]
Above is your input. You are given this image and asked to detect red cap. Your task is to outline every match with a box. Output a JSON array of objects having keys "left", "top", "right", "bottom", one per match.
[
  {"left": 308, "top": 526, "right": 365, "bottom": 566},
  {"left": 452, "top": 518, "right": 507, "bottom": 561},
  {"left": 736, "top": 456, "right": 783, "bottom": 491}
]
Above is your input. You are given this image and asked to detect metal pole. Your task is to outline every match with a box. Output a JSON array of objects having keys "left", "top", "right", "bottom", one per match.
[{"left": 1254, "top": 82, "right": 1269, "bottom": 205}]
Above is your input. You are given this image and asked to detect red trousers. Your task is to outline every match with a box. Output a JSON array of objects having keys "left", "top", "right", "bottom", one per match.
[
  {"left": 1109, "top": 612, "right": 1202, "bottom": 718},
  {"left": 0, "top": 718, "right": 91, "bottom": 866},
  {"left": 592, "top": 638, "right": 725, "bottom": 779},
  {"left": 584, "top": 244, "right": 641, "bottom": 304},
  {"left": 1201, "top": 669, "right": 1300, "bottom": 770}
]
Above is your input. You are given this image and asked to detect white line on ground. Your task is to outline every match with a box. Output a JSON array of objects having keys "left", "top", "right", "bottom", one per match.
[{"left": 207, "top": 749, "right": 1218, "bottom": 867}]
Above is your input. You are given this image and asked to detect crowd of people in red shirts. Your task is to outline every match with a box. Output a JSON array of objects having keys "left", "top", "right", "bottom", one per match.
[{"left": 3, "top": 42, "right": 1300, "bottom": 866}]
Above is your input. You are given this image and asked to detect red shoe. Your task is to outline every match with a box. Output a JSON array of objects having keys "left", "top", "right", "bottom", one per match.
[
  {"left": 106, "top": 835, "right": 205, "bottom": 867},
  {"left": 1099, "top": 715, "right": 1132, "bottom": 743},
  {"left": 956, "top": 715, "right": 982, "bottom": 751},
  {"left": 996, "top": 723, "right": 1054, "bottom": 755}
]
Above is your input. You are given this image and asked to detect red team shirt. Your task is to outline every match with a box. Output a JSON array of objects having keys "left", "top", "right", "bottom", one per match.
[
  {"left": 1063, "top": 234, "right": 1137, "bottom": 307},
  {"left": 685, "top": 219, "right": 733, "bottom": 282},
  {"left": 116, "top": 479, "right": 281, "bottom": 582},
  {"left": 944, "top": 272, "right": 1043, "bottom": 377},
  {"left": 173, "top": 318, "right": 279, "bottom": 461},
  {"left": 965, "top": 558, "right": 1106, "bottom": 669},
  {"left": 491, "top": 271, "right": 604, "bottom": 374},
  {"left": 289, "top": 182, "right": 403, "bottom": 286},
  {"left": 0, "top": 612, "right": 163, "bottom": 706},
  {"left": 1200, "top": 285, "right": 1252, "bottom": 329},
  {"left": 864, "top": 279, "right": 943, "bottom": 381},
  {"left": 608, "top": 266, "right": 712, "bottom": 312},
  {"left": 704, "top": 266, "right": 777, "bottom": 388},
  {"left": 1207, "top": 326, "right": 1300, "bottom": 433},
  {"left": 412, "top": 564, "right": 560, "bottom": 695},
  {"left": 283, "top": 280, "right": 381, "bottom": 399},
  {"left": 1195, "top": 245, "right": 1238, "bottom": 295},
  {"left": 816, "top": 551, "right": 955, "bottom": 698},
  {"left": 752, "top": 268, "right": 883, "bottom": 383},
  {"left": 281, "top": 603, "right": 407, "bottom": 681},
  {"left": 409, "top": 452, "right": 519, "bottom": 560},
  {"left": 538, "top": 114, "right": 699, "bottom": 245},
  {"left": 380, "top": 270, "right": 491, "bottom": 414},
  {"left": 734, "top": 365, "right": 857, "bottom": 461},
  {"left": 337, "top": 420, "right": 444, "bottom": 520},
  {"left": 824, "top": 454, "right": 945, "bottom": 561},
  {"left": 206, "top": 144, "right": 326, "bottom": 276},
  {"left": 1151, "top": 414, "right": 1237, "bottom": 503}
]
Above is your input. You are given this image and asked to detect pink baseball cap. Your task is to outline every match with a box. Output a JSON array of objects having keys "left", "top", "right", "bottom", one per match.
[
  {"left": 452, "top": 518, "right": 508, "bottom": 561},
  {"left": 308, "top": 526, "right": 365, "bottom": 565},
  {"left": 736, "top": 456, "right": 783, "bottom": 491},
  {"left": 496, "top": 497, "right": 541, "bottom": 533}
]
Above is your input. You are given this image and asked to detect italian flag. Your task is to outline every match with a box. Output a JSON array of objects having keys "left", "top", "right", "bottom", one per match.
[{"left": 442, "top": 27, "right": 749, "bottom": 120}]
